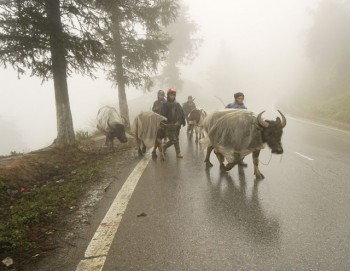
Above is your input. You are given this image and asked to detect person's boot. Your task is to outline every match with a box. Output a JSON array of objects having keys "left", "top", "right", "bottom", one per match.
[{"left": 174, "top": 142, "right": 182, "bottom": 158}]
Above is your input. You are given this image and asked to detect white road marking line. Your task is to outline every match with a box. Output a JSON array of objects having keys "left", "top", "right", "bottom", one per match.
[
  {"left": 76, "top": 257, "right": 106, "bottom": 271},
  {"left": 294, "top": 152, "right": 314, "bottom": 161},
  {"left": 76, "top": 154, "right": 151, "bottom": 271}
]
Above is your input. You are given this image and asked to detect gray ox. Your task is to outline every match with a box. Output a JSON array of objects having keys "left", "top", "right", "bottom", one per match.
[
  {"left": 131, "top": 111, "right": 168, "bottom": 161},
  {"left": 202, "top": 109, "right": 286, "bottom": 179},
  {"left": 96, "top": 106, "right": 128, "bottom": 147},
  {"left": 187, "top": 108, "right": 207, "bottom": 142}
]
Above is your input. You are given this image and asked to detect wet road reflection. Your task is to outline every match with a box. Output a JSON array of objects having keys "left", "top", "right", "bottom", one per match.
[
  {"left": 204, "top": 168, "right": 281, "bottom": 246},
  {"left": 104, "top": 118, "right": 350, "bottom": 270}
]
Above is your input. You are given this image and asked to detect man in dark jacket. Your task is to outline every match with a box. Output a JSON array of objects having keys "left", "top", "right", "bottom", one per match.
[
  {"left": 225, "top": 91, "right": 248, "bottom": 167},
  {"left": 160, "top": 88, "right": 186, "bottom": 158},
  {"left": 152, "top": 90, "right": 166, "bottom": 114},
  {"left": 182, "top": 95, "right": 197, "bottom": 133}
]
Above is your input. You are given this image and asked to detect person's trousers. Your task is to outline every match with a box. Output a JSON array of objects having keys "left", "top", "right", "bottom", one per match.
[{"left": 164, "top": 124, "right": 181, "bottom": 154}]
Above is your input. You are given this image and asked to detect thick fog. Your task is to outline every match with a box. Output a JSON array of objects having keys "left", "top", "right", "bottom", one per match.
[
  {"left": 0, "top": 0, "right": 320, "bottom": 155},
  {"left": 181, "top": 0, "right": 320, "bottom": 112}
]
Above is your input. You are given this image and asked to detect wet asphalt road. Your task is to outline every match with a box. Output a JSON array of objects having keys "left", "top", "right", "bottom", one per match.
[{"left": 102, "top": 117, "right": 350, "bottom": 271}]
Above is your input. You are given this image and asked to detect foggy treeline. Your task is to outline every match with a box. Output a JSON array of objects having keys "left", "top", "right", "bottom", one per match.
[
  {"left": 0, "top": 0, "right": 199, "bottom": 153},
  {"left": 304, "top": 0, "right": 350, "bottom": 98},
  {"left": 1, "top": 0, "right": 350, "bottom": 155}
]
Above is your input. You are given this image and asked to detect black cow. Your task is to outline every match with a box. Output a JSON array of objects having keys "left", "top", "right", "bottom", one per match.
[
  {"left": 202, "top": 109, "right": 286, "bottom": 179},
  {"left": 96, "top": 106, "right": 128, "bottom": 147}
]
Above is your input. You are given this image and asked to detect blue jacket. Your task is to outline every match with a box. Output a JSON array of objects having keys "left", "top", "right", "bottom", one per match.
[{"left": 225, "top": 102, "right": 247, "bottom": 109}]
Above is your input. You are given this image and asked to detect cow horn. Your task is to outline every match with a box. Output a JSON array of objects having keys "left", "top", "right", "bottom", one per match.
[
  {"left": 107, "top": 121, "right": 112, "bottom": 129},
  {"left": 257, "top": 111, "right": 269, "bottom": 128},
  {"left": 277, "top": 110, "right": 287, "bottom": 128}
]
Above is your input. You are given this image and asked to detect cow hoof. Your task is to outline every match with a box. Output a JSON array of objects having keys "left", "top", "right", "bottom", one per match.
[
  {"left": 255, "top": 174, "right": 265, "bottom": 180},
  {"left": 138, "top": 149, "right": 144, "bottom": 156},
  {"left": 220, "top": 164, "right": 227, "bottom": 171},
  {"left": 152, "top": 152, "right": 157, "bottom": 158},
  {"left": 205, "top": 161, "right": 213, "bottom": 167}
]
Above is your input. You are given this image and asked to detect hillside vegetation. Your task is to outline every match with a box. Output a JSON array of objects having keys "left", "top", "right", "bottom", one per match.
[{"left": 279, "top": 91, "right": 350, "bottom": 130}]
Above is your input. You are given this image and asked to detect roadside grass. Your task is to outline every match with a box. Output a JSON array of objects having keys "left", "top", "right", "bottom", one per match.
[
  {"left": 0, "top": 144, "right": 116, "bottom": 269},
  {"left": 278, "top": 91, "right": 350, "bottom": 130},
  {"left": 307, "top": 91, "right": 350, "bottom": 124}
]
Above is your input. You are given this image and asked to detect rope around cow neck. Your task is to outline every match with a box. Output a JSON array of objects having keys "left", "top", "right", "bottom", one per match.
[
  {"left": 259, "top": 152, "right": 272, "bottom": 165},
  {"left": 259, "top": 152, "right": 283, "bottom": 165}
]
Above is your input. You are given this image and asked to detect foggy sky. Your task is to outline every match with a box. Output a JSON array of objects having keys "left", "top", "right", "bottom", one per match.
[{"left": 0, "top": 0, "right": 320, "bottom": 155}]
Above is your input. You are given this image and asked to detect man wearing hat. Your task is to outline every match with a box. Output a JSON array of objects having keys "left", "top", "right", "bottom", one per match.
[
  {"left": 182, "top": 95, "right": 197, "bottom": 133},
  {"left": 152, "top": 89, "right": 166, "bottom": 114},
  {"left": 225, "top": 91, "right": 248, "bottom": 167},
  {"left": 160, "top": 88, "right": 186, "bottom": 158},
  {"left": 225, "top": 92, "right": 247, "bottom": 109}
]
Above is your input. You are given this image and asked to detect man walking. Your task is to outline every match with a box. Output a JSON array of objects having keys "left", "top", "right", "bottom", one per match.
[{"left": 160, "top": 88, "right": 186, "bottom": 158}]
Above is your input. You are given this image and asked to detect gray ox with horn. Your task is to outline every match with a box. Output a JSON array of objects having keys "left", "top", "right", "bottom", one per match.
[{"left": 201, "top": 109, "right": 287, "bottom": 179}]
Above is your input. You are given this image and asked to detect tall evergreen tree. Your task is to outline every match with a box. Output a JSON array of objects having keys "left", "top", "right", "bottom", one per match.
[
  {"left": 0, "top": 0, "right": 107, "bottom": 147},
  {"left": 95, "top": 0, "right": 179, "bottom": 126},
  {"left": 305, "top": 0, "right": 350, "bottom": 96},
  {"left": 158, "top": 2, "right": 201, "bottom": 90}
]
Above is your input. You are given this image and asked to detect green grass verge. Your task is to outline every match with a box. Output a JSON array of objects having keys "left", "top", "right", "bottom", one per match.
[
  {"left": 307, "top": 91, "right": 350, "bottom": 124},
  {"left": 0, "top": 155, "right": 113, "bottom": 260},
  {"left": 278, "top": 91, "right": 350, "bottom": 129}
]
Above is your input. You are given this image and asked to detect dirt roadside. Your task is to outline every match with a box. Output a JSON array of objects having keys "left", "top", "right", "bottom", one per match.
[{"left": 0, "top": 136, "right": 140, "bottom": 271}]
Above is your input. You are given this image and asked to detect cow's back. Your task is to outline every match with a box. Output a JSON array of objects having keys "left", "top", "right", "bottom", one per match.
[
  {"left": 202, "top": 109, "right": 264, "bottom": 160},
  {"left": 97, "top": 106, "right": 124, "bottom": 134},
  {"left": 188, "top": 109, "right": 201, "bottom": 124},
  {"left": 131, "top": 111, "right": 167, "bottom": 149}
]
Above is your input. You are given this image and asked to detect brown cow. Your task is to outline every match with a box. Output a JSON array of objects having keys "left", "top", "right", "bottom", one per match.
[{"left": 187, "top": 108, "right": 207, "bottom": 142}]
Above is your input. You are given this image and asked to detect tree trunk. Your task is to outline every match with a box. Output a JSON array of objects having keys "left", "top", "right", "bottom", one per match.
[
  {"left": 45, "top": 0, "right": 75, "bottom": 147},
  {"left": 111, "top": 10, "right": 130, "bottom": 128}
]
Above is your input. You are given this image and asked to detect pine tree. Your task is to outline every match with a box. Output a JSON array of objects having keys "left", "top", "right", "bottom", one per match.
[
  {"left": 0, "top": 0, "right": 107, "bottom": 147},
  {"left": 95, "top": 0, "right": 179, "bottom": 126}
]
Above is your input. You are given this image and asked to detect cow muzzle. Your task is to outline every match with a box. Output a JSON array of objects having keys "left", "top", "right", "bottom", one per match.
[{"left": 272, "top": 147, "right": 283, "bottom": 154}]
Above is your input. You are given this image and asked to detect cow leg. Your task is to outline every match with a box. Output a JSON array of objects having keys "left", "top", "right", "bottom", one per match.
[
  {"left": 213, "top": 150, "right": 227, "bottom": 171},
  {"left": 142, "top": 142, "right": 146, "bottom": 154},
  {"left": 158, "top": 139, "right": 166, "bottom": 161},
  {"left": 106, "top": 134, "right": 114, "bottom": 148},
  {"left": 223, "top": 152, "right": 242, "bottom": 171},
  {"left": 253, "top": 150, "right": 264, "bottom": 179},
  {"left": 152, "top": 140, "right": 158, "bottom": 158},
  {"left": 152, "top": 138, "right": 162, "bottom": 158},
  {"left": 204, "top": 146, "right": 214, "bottom": 167},
  {"left": 137, "top": 139, "right": 144, "bottom": 156}
]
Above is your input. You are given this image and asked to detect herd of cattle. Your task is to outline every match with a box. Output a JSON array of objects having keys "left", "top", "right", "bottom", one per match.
[{"left": 96, "top": 105, "right": 287, "bottom": 179}]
